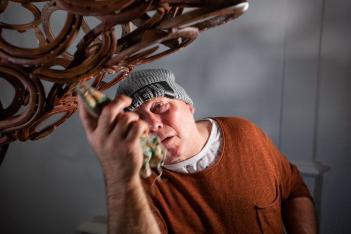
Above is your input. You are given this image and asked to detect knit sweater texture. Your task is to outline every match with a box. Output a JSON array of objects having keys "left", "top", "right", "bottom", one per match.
[{"left": 142, "top": 117, "right": 312, "bottom": 234}]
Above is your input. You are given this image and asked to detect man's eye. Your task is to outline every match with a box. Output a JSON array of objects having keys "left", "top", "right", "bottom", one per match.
[{"left": 152, "top": 102, "right": 168, "bottom": 113}]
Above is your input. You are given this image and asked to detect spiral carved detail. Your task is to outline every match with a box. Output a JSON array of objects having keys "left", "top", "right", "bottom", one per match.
[{"left": 0, "top": 0, "right": 248, "bottom": 144}]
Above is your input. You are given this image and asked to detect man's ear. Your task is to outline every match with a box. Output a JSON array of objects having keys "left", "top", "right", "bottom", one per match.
[{"left": 187, "top": 104, "right": 195, "bottom": 114}]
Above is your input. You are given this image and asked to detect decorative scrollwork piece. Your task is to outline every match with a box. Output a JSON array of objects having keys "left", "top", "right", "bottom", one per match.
[{"left": 0, "top": 0, "right": 249, "bottom": 145}]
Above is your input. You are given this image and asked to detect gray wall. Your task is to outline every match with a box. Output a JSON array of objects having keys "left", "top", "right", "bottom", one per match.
[{"left": 1, "top": 0, "right": 350, "bottom": 233}]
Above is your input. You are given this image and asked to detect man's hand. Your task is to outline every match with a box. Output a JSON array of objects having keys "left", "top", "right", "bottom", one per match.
[
  {"left": 78, "top": 95, "right": 161, "bottom": 233},
  {"left": 78, "top": 94, "right": 148, "bottom": 184}
]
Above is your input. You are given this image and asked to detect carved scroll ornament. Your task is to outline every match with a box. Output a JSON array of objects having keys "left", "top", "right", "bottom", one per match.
[{"left": 0, "top": 0, "right": 249, "bottom": 145}]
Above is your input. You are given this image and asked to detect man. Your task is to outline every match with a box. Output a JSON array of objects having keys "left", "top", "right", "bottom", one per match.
[{"left": 78, "top": 68, "right": 317, "bottom": 233}]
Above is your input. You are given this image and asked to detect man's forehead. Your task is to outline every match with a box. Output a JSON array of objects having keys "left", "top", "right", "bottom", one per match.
[
  {"left": 133, "top": 96, "right": 171, "bottom": 110},
  {"left": 143, "top": 96, "right": 172, "bottom": 105}
]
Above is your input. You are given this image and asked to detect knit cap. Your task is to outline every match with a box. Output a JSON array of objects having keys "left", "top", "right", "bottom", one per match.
[{"left": 115, "top": 68, "right": 193, "bottom": 111}]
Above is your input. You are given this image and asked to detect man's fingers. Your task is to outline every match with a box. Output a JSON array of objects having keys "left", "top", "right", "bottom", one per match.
[
  {"left": 96, "top": 95, "right": 133, "bottom": 136},
  {"left": 126, "top": 120, "right": 149, "bottom": 143},
  {"left": 109, "top": 95, "right": 133, "bottom": 121},
  {"left": 77, "top": 96, "right": 97, "bottom": 133},
  {"left": 111, "top": 112, "right": 140, "bottom": 139}
]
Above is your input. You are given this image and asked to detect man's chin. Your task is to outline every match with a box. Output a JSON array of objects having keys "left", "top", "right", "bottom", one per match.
[{"left": 164, "top": 151, "right": 182, "bottom": 165}]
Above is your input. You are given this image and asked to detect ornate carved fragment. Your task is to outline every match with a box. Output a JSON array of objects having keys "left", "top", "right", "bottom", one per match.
[{"left": 0, "top": 0, "right": 249, "bottom": 145}]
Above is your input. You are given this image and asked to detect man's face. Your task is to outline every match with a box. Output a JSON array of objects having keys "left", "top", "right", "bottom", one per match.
[{"left": 134, "top": 97, "right": 197, "bottom": 164}]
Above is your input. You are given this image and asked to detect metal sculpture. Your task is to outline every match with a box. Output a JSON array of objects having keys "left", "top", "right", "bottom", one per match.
[{"left": 0, "top": 0, "right": 248, "bottom": 155}]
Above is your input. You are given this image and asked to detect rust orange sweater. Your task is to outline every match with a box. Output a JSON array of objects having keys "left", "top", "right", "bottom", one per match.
[{"left": 143, "top": 117, "right": 312, "bottom": 233}]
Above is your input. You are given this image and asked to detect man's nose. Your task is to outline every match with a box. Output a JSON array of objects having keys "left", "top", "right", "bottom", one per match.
[{"left": 145, "top": 114, "right": 163, "bottom": 132}]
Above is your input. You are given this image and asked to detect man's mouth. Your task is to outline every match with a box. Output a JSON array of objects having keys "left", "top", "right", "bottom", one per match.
[{"left": 161, "top": 136, "right": 173, "bottom": 144}]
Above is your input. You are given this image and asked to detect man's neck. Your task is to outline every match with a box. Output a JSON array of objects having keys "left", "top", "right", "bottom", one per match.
[
  {"left": 192, "top": 119, "right": 212, "bottom": 155},
  {"left": 197, "top": 119, "right": 212, "bottom": 141},
  {"left": 165, "top": 119, "right": 212, "bottom": 164}
]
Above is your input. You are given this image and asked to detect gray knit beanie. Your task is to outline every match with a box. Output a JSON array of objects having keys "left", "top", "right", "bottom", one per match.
[{"left": 115, "top": 68, "right": 193, "bottom": 111}]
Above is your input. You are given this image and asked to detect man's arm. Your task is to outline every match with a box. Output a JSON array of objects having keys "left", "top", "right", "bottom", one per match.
[
  {"left": 106, "top": 176, "right": 160, "bottom": 233},
  {"left": 282, "top": 196, "right": 318, "bottom": 234},
  {"left": 78, "top": 95, "right": 160, "bottom": 234}
]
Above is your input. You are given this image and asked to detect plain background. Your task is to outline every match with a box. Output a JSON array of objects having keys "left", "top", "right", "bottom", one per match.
[{"left": 1, "top": 0, "right": 350, "bottom": 233}]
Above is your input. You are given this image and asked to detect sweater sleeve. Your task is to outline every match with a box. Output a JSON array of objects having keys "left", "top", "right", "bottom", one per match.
[
  {"left": 280, "top": 159, "right": 313, "bottom": 201},
  {"left": 249, "top": 120, "right": 314, "bottom": 202}
]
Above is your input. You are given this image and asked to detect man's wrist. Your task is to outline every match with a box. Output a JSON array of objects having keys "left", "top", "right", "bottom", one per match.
[{"left": 105, "top": 173, "right": 143, "bottom": 196}]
